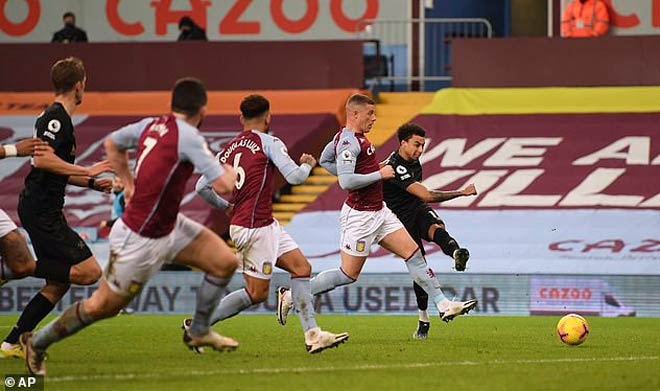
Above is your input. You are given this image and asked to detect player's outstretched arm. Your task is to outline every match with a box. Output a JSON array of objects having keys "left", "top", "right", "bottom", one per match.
[
  {"left": 67, "top": 176, "right": 113, "bottom": 193},
  {"left": 264, "top": 135, "right": 314, "bottom": 185},
  {"left": 0, "top": 138, "right": 48, "bottom": 159},
  {"left": 196, "top": 172, "right": 232, "bottom": 210},
  {"left": 406, "top": 182, "right": 478, "bottom": 203},
  {"left": 32, "top": 144, "right": 112, "bottom": 177},
  {"left": 336, "top": 139, "right": 393, "bottom": 190},
  {"left": 319, "top": 141, "right": 338, "bottom": 175}
]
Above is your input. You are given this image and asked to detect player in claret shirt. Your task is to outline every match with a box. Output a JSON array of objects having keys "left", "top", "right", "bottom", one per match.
[
  {"left": 193, "top": 94, "right": 349, "bottom": 354},
  {"left": 279, "top": 94, "right": 478, "bottom": 333},
  {"left": 21, "top": 78, "right": 239, "bottom": 376},
  {"left": 383, "top": 123, "right": 477, "bottom": 339}
]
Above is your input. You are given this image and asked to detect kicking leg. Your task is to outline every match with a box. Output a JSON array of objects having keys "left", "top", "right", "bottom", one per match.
[{"left": 427, "top": 223, "right": 469, "bottom": 272}]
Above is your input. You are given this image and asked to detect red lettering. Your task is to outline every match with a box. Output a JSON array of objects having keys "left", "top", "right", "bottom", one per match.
[
  {"left": 548, "top": 240, "right": 581, "bottom": 252},
  {"left": 570, "top": 288, "right": 580, "bottom": 300},
  {"left": 584, "top": 289, "right": 592, "bottom": 300},
  {"left": 330, "top": 0, "right": 378, "bottom": 33},
  {"left": 561, "top": 288, "right": 569, "bottom": 299},
  {"left": 601, "top": 0, "right": 640, "bottom": 28},
  {"left": 630, "top": 239, "right": 660, "bottom": 253},
  {"left": 0, "top": 0, "right": 39, "bottom": 37},
  {"left": 106, "top": 0, "right": 145, "bottom": 36},
  {"left": 540, "top": 288, "right": 547, "bottom": 299},
  {"left": 654, "top": 0, "right": 660, "bottom": 27},
  {"left": 220, "top": 0, "right": 260, "bottom": 35},
  {"left": 582, "top": 239, "right": 625, "bottom": 253},
  {"left": 549, "top": 288, "right": 559, "bottom": 299},
  {"left": 151, "top": 0, "right": 210, "bottom": 36},
  {"left": 271, "top": 0, "right": 318, "bottom": 34}
]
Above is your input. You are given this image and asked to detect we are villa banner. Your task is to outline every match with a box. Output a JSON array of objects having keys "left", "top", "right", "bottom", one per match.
[{"left": 289, "top": 87, "right": 660, "bottom": 276}]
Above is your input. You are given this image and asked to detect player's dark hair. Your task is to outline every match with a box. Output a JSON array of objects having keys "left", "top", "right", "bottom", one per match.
[
  {"left": 63, "top": 12, "right": 75, "bottom": 20},
  {"left": 346, "top": 93, "right": 375, "bottom": 108},
  {"left": 51, "top": 57, "right": 86, "bottom": 94},
  {"left": 171, "top": 77, "right": 207, "bottom": 117},
  {"left": 240, "top": 94, "right": 270, "bottom": 120},
  {"left": 397, "top": 123, "right": 426, "bottom": 142}
]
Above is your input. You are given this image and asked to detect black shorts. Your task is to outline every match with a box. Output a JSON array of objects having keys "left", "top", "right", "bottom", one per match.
[
  {"left": 18, "top": 198, "right": 92, "bottom": 265},
  {"left": 402, "top": 207, "right": 444, "bottom": 255}
]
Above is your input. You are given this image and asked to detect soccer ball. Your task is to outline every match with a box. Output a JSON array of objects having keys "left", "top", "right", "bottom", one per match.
[{"left": 556, "top": 314, "right": 589, "bottom": 346}]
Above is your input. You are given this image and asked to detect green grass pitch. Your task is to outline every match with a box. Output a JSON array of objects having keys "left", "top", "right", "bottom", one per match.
[{"left": 1, "top": 315, "right": 658, "bottom": 390}]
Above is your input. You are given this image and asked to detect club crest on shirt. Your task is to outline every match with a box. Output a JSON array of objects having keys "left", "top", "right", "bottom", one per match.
[
  {"left": 356, "top": 240, "right": 366, "bottom": 252},
  {"left": 262, "top": 262, "right": 273, "bottom": 275}
]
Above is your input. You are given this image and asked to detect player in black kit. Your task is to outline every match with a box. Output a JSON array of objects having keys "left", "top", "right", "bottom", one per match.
[
  {"left": 383, "top": 123, "right": 477, "bottom": 340},
  {"left": 1, "top": 57, "right": 113, "bottom": 358}
]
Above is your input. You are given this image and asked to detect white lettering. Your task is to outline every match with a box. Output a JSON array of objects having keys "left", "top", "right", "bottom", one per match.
[
  {"left": 483, "top": 137, "right": 562, "bottom": 167},
  {"left": 559, "top": 168, "right": 644, "bottom": 207},
  {"left": 639, "top": 192, "right": 660, "bottom": 207},
  {"left": 419, "top": 138, "right": 505, "bottom": 167},
  {"left": 573, "top": 136, "right": 650, "bottom": 166},
  {"left": 479, "top": 169, "right": 561, "bottom": 206},
  {"left": 219, "top": 138, "right": 261, "bottom": 163}
]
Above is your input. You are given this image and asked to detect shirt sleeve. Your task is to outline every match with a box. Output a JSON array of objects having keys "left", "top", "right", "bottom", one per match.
[
  {"left": 35, "top": 111, "right": 69, "bottom": 151},
  {"left": 336, "top": 135, "right": 381, "bottom": 190},
  {"left": 110, "top": 117, "right": 154, "bottom": 150},
  {"left": 261, "top": 133, "right": 311, "bottom": 185},
  {"left": 178, "top": 125, "right": 224, "bottom": 183},
  {"left": 195, "top": 173, "right": 231, "bottom": 210},
  {"left": 389, "top": 162, "right": 417, "bottom": 190},
  {"left": 319, "top": 140, "right": 337, "bottom": 175}
]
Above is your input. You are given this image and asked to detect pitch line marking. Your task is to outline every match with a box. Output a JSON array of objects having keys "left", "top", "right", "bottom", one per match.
[{"left": 47, "top": 356, "right": 659, "bottom": 383}]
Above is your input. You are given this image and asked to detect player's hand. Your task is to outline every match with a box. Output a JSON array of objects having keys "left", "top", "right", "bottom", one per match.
[
  {"left": 379, "top": 165, "right": 395, "bottom": 180},
  {"left": 299, "top": 153, "right": 317, "bottom": 167},
  {"left": 15, "top": 138, "right": 48, "bottom": 157},
  {"left": 463, "top": 183, "right": 478, "bottom": 196},
  {"left": 88, "top": 160, "right": 113, "bottom": 177},
  {"left": 93, "top": 177, "right": 113, "bottom": 193}
]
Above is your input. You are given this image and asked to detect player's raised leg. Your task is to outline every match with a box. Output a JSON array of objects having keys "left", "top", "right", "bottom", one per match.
[{"left": 427, "top": 223, "right": 470, "bottom": 272}]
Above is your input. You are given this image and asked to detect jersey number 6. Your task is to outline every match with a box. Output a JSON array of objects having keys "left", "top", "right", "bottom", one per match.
[{"left": 233, "top": 152, "right": 246, "bottom": 190}]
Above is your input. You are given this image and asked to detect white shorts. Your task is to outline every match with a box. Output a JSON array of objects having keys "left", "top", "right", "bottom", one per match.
[
  {"left": 105, "top": 214, "right": 204, "bottom": 297},
  {"left": 0, "top": 209, "right": 18, "bottom": 239},
  {"left": 339, "top": 203, "right": 404, "bottom": 257},
  {"left": 229, "top": 220, "right": 298, "bottom": 280}
]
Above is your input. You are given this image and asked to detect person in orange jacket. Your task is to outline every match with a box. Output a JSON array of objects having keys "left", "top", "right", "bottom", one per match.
[{"left": 561, "top": 0, "right": 610, "bottom": 37}]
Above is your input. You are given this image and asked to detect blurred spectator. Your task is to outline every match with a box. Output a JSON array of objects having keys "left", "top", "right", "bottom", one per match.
[
  {"left": 177, "top": 16, "right": 207, "bottom": 41},
  {"left": 561, "top": 0, "right": 610, "bottom": 38},
  {"left": 51, "top": 12, "right": 88, "bottom": 43}
]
